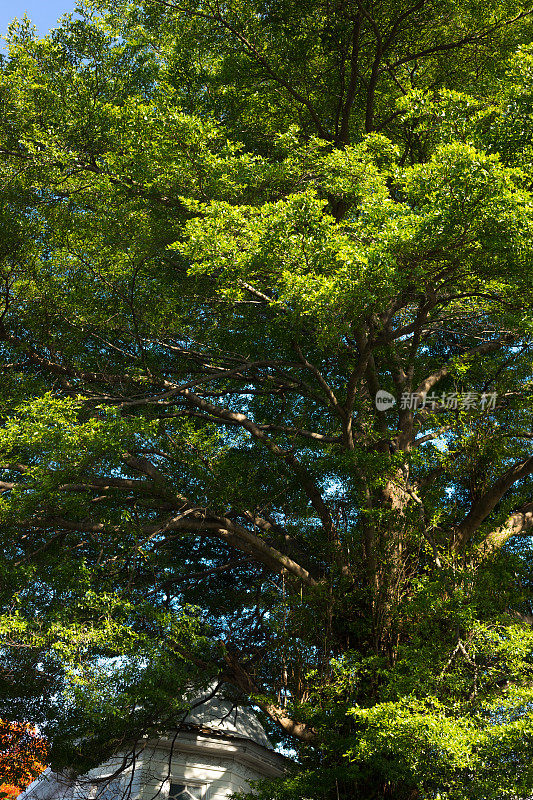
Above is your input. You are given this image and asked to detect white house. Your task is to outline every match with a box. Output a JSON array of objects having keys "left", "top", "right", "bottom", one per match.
[{"left": 18, "top": 691, "right": 289, "bottom": 800}]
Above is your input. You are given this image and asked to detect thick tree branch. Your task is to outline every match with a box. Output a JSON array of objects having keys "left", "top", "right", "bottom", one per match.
[
  {"left": 414, "top": 335, "right": 516, "bottom": 398},
  {"left": 24, "top": 509, "right": 319, "bottom": 587},
  {"left": 337, "top": 14, "right": 362, "bottom": 145},
  {"left": 222, "top": 652, "right": 316, "bottom": 743},
  {"left": 454, "top": 458, "right": 533, "bottom": 550},
  {"left": 481, "top": 502, "right": 533, "bottom": 553}
]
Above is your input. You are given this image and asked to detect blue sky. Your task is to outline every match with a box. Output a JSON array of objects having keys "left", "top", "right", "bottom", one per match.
[{"left": 0, "top": 0, "right": 75, "bottom": 42}]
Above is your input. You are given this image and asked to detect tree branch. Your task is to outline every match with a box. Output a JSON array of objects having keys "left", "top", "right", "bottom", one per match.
[
  {"left": 454, "top": 459, "right": 533, "bottom": 550},
  {"left": 413, "top": 334, "right": 516, "bottom": 398},
  {"left": 222, "top": 652, "right": 316, "bottom": 743},
  {"left": 386, "top": 8, "right": 533, "bottom": 72},
  {"left": 481, "top": 502, "right": 533, "bottom": 553}
]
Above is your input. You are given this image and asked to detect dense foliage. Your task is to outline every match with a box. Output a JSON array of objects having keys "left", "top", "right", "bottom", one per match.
[
  {"left": 0, "top": 720, "right": 46, "bottom": 796},
  {"left": 2, "top": 1, "right": 533, "bottom": 797}
]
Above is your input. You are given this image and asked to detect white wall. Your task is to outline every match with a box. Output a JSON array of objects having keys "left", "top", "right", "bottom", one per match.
[
  {"left": 137, "top": 745, "right": 270, "bottom": 799},
  {"left": 19, "top": 734, "right": 287, "bottom": 800}
]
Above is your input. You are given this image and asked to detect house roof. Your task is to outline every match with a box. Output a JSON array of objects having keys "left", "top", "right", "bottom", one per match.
[{"left": 182, "top": 690, "right": 273, "bottom": 750}]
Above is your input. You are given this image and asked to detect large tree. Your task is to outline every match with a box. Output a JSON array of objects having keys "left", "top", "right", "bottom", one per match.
[{"left": 2, "top": 1, "right": 533, "bottom": 798}]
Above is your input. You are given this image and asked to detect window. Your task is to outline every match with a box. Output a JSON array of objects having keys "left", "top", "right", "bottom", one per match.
[{"left": 169, "top": 783, "right": 206, "bottom": 800}]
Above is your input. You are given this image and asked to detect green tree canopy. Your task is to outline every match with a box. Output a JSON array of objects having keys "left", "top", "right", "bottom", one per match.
[{"left": 2, "top": 2, "right": 533, "bottom": 798}]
